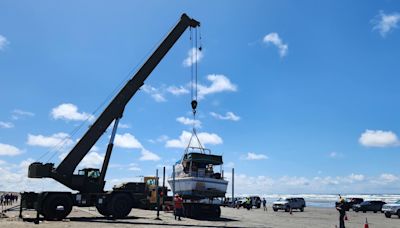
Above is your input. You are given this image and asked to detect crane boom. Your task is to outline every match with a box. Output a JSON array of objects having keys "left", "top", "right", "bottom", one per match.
[{"left": 28, "top": 14, "right": 200, "bottom": 192}]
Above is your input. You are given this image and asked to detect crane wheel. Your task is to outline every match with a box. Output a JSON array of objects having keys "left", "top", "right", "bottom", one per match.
[
  {"left": 96, "top": 204, "right": 111, "bottom": 217},
  {"left": 214, "top": 206, "right": 221, "bottom": 218},
  {"left": 42, "top": 194, "right": 73, "bottom": 220},
  {"left": 108, "top": 193, "right": 132, "bottom": 219}
]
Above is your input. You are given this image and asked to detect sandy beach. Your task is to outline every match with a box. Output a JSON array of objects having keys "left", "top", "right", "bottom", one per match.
[{"left": 1, "top": 205, "right": 399, "bottom": 228}]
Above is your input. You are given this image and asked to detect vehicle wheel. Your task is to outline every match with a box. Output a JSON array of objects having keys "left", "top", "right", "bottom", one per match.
[
  {"left": 397, "top": 209, "right": 400, "bottom": 218},
  {"left": 108, "top": 193, "right": 132, "bottom": 219},
  {"left": 273, "top": 208, "right": 278, "bottom": 212},
  {"left": 300, "top": 207, "right": 304, "bottom": 212},
  {"left": 214, "top": 206, "right": 221, "bottom": 218},
  {"left": 285, "top": 207, "right": 290, "bottom": 212},
  {"left": 42, "top": 194, "right": 73, "bottom": 220},
  {"left": 96, "top": 204, "right": 110, "bottom": 217},
  {"left": 385, "top": 212, "right": 391, "bottom": 218},
  {"left": 363, "top": 210, "right": 366, "bottom": 213},
  {"left": 374, "top": 211, "right": 377, "bottom": 213}
]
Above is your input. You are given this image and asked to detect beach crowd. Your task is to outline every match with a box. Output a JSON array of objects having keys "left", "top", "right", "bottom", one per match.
[{"left": 0, "top": 193, "right": 18, "bottom": 206}]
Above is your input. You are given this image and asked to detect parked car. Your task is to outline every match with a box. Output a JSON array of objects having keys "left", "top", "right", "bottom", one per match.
[
  {"left": 235, "top": 196, "right": 261, "bottom": 209},
  {"left": 353, "top": 200, "right": 386, "bottom": 213},
  {"left": 382, "top": 200, "right": 400, "bottom": 218},
  {"left": 335, "top": 197, "right": 364, "bottom": 211},
  {"left": 272, "top": 197, "right": 306, "bottom": 212}
]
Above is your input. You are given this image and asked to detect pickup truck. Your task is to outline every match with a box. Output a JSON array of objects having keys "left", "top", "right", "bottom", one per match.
[{"left": 382, "top": 200, "right": 400, "bottom": 218}]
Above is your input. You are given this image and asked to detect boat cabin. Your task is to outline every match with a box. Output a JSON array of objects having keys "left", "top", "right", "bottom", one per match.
[{"left": 180, "top": 152, "right": 224, "bottom": 179}]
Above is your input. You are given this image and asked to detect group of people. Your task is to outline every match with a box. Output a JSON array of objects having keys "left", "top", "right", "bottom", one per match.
[{"left": 0, "top": 193, "right": 18, "bottom": 206}]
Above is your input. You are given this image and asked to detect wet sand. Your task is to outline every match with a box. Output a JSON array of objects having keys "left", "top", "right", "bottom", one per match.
[{"left": 1, "top": 205, "right": 399, "bottom": 227}]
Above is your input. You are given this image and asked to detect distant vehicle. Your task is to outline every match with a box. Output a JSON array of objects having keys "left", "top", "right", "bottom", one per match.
[
  {"left": 335, "top": 197, "right": 364, "bottom": 211},
  {"left": 272, "top": 197, "right": 306, "bottom": 212},
  {"left": 353, "top": 200, "right": 386, "bottom": 213},
  {"left": 382, "top": 200, "right": 400, "bottom": 218},
  {"left": 234, "top": 197, "right": 261, "bottom": 209}
]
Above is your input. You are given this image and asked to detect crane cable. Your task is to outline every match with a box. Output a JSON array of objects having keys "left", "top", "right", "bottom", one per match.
[{"left": 186, "top": 26, "right": 204, "bottom": 152}]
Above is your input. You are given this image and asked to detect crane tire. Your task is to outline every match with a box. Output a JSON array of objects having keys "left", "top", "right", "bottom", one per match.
[
  {"left": 108, "top": 193, "right": 132, "bottom": 219},
  {"left": 42, "top": 194, "right": 73, "bottom": 220}
]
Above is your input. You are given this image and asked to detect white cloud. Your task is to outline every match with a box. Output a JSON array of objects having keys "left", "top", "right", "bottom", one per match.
[
  {"left": 176, "top": 116, "right": 201, "bottom": 128},
  {"left": 165, "top": 130, "right": 223, "bottom": 148},
  {"left": 197, "top": 74, "right": 237, "bottom": 99},
  {"left": 128, "top": 163, "right": 141, "bottom": 171},
  {"left": 0, "top": 121, "right": 14, "bottom": 128},
  {"left": 141, "top": 85, "right": 166, "bottom": 102},
  {"left": 139, "top": 148, "right": 161, "bottom": 161},
  {"left": 183, "top": 47, "right": 204, "bottom": 67},
  {"left": 347, "top": 173, "right": 365, "bottom": 182},
  {"left": 11, "top": 109, "right": 34, "bottom": 120},
  {"left": 263, "top": 32, "right": 288, "bottom": 57},
  {"left": 51, "top": 103, "right": 94, "bottom": 121},
  {"left": 80, "top": 151, "right": 104, "bottom": 168},
  {"left": 380, "top": 173, "right": 399, "bottom": 183},
  {"left": 210, "top": 111, "right": 240, "bottom": 121},
  {"left": 0, "top": 143, "right": 22, "bottom": 156},
  {"left": 0, "top": 35, "right": 9, "bottom": 51},
  {"left": 329, "top": 152, "right": 338, "bottom": 158},
  {"left": 114, "top": 133, "right": 142, "bottom": 149},
  {"left": 372, "top": 11, "right": 400, "bottom": 37},
  {"left": 243, "top": 152, "right": 268, "bottom": 160},
  {"left": 167, "top": 86, "right": 190, "bottom": 95},
  {"left": 114, "top": 133, "right": 160, "bottom": 161},
  {"left": 359, "top": 129, "right": 399, "bottom": 147},
  {"left": 27, "top": 132, "right": 73, "bottom": 148}
]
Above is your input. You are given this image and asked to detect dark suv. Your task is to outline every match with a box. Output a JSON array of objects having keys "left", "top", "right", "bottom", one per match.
[
  {"left": 335, "top": 198, "right": 364, "bottom": 211},
  {"left": 353, "top": 200, "right": 386, "bottom": 213},
  {"left": 273, "top": 197, "right": 306, "bottom": 212}
]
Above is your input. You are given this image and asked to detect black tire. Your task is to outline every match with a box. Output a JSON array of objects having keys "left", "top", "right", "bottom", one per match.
[
  {"left": 285, "top": 207, "right": 290, "bottom": 212},
  {"left": 397, "top": 209, "right": 400, "bottom": 218},
  {"left": 363, "top": 210, "right": 366, "bottom": 213},
  {"left": 374, "top": 211, "right": 377, "bottom": 213},
  {"left": 214, "top": 206, "right": 221, "bottom": 218},
  {"left": 385, "top": 212, "right": 391, "bottom": 218},
  {"left": 42, "top": 194, "right": 73, "bottom": 220},
  {"left": 108, "top": 193, "right": 132, "bottom": 219},
  {"left": 273, "top": 208, "right": 278, "bottom": 212},
  {"left": 96, "top": 204, "right": 110, "bottom": 217},
  {"left": 300, "top": 207, "right": 304, "bottom": 212}
]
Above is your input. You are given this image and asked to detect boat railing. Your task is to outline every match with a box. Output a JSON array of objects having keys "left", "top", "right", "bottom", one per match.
[{"left": 185, "top": 146, "right": 212, "bottom": 154}]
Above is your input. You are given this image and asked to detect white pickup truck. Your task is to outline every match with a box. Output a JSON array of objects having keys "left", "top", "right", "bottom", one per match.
[{"left": 382, "top": 200, "right": 400, "bottom": 218}]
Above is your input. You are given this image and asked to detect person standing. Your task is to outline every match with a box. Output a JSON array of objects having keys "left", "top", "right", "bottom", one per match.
[
  {"left": 262, "top": 198, "right": 267, "bottom": 211},
  {"left": 336, "top": 198, "right": 346, "bottom": 228},
  {"left": 174, "top": 194, "right": 183, "bottom": 221}
]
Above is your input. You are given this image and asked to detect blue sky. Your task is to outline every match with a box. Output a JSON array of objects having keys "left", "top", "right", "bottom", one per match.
[{"left": 1, "top": 0, "right": 400, "bottom": 194}]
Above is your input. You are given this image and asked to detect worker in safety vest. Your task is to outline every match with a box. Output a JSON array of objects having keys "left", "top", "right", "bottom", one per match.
[{"left": 174, "top": 193, "right": 183, "bottom": 220}]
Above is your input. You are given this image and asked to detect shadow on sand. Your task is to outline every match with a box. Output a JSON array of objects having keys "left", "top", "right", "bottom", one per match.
[{"left": 23, "top": 215, "right": 246, "bottom": 228}]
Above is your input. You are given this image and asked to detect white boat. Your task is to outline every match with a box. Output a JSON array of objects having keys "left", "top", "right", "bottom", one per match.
[{"left": 168, "top": 148, "right": 228, "bottom": 199}]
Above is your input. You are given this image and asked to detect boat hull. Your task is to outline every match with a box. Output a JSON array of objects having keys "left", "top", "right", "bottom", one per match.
[{"left": 168, "top": 177, "right": 228, "bottom": 198}]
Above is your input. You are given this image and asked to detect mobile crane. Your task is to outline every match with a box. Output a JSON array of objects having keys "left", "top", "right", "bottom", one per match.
[{"left": 20, "top": 13, "right": 200, "bottom": 220}]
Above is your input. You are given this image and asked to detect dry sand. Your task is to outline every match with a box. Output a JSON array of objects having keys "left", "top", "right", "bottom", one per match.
[{"left": 1, "top": 205, "right": 399, "bottom": 227}]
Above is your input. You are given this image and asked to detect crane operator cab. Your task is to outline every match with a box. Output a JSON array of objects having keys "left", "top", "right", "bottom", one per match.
[{"left": 78, "top": 168, "right": 101, "bottom": 180}]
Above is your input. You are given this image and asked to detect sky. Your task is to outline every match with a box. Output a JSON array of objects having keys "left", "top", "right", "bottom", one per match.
[{"left": 1, "top": 0, "right": 400, "bottom": 195}]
